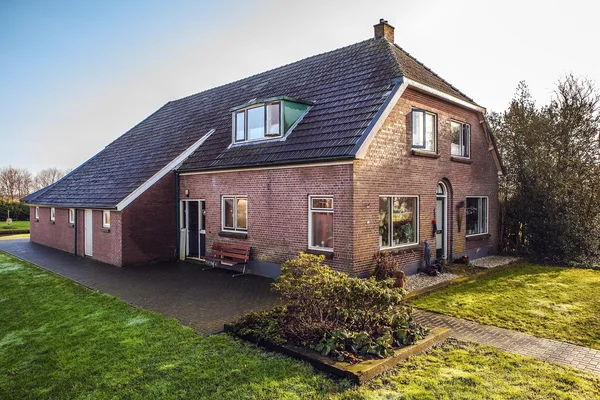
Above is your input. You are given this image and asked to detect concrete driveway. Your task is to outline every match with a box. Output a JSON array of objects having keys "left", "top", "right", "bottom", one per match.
[{"left": 0, "top": 239, "right": 279, "bottom": 334}]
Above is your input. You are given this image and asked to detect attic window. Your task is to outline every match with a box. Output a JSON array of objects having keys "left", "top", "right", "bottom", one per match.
[{"left": 232, "top": 97, "right": 311, "bottom": 144}]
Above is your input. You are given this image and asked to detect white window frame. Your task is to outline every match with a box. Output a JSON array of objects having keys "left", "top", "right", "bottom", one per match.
[
  {"left": 103, "top": 210, "right": 111, "bottom": 228},
  {"left": 35, "top": 206, "right": 39, "bottom": 220},
  {"left": 411, "top": 109, "right": 437, "bottom": 152},
  {"left": 68, "top": 208, "right": 75, "bottom": 224},
  {"left": 50, "top": 207, "right": 55, "bottom": 222},
  {"left": 379, "top": 195, "right": 420, "bottom": 250},
  {"left": 232, "top": 102, "right": 283, "bottom": 144},
  {"left": 308, "top": 196, "right": 334, "bottom": 251},
  {"left": 465, "top": 196, "right": 489, "bottom": 236},
  {"left": 450, "top": 120, "right": 471, "bottom": 158},
  {"left": 221, "top": 195, "right": 248, "bottom": 232}
]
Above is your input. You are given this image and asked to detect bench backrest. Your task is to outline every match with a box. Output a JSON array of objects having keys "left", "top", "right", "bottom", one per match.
[{"left": 211, "top": 242, "right": 251, "bottom": 261}]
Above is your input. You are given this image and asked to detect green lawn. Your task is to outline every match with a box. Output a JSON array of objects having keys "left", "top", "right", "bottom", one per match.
[
  {"left": 1, "top": 253, "right": 599, "bottom": 399},
  {"left": 0, "top": 220, "right": 30, "bottom": 230},
  {"left": 411, "top": 262, "right": 600, "bottom": 349}
]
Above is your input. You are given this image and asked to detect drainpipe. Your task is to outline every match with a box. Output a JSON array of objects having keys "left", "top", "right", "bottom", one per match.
[
  {"left": 74, "top": 208, "right": 78, "bottom": 256},
  {"left": 175, "top": 171, "right": 180, "bottom": 260}
]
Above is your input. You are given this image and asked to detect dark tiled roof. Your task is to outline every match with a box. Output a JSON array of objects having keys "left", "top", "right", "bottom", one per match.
[{"left": 27, "top": 38, "right": 478, "bottom": 208}]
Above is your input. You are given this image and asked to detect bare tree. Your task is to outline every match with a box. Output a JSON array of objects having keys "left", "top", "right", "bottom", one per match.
[
  {"left": 34, "top": 167, "right": 69, "bottom": 191},
  {"left": 0, "top": 166, "right": 32, "bottom": 201}
]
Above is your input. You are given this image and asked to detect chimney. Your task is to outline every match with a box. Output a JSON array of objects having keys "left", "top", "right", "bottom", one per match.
[{"left": 374, "top": 19, "right": 394, "bottom": 43}]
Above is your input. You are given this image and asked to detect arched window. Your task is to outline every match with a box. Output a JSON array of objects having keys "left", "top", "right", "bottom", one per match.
[{"left": 436, "top": 182, "right": 447, "bottom": 196}]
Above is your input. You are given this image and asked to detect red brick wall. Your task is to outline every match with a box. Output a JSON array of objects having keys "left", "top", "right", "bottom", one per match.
[
  {"left": 30, "top": 207, "right": 75, "bottom": 254},
  {"left": 352, "top": 87, "right": 499, "bottom": 275},
  {"left": 121, "top": 173, "right": 177, "bottom": 266},
  {"left": 89, "top": 210, "right": 122, "bottom": 266},
  {"left": 179, "top": 164, "right": 354, "bottom": 271}
]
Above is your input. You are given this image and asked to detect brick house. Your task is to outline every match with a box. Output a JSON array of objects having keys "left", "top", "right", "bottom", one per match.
[{"left": 24, "top": 20, "right": 503, "bottom": 276}]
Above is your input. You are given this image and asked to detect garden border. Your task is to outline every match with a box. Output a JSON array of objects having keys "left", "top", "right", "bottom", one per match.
[
  {"left": 0, "top": 229, "right": 30, "bottom": 236},
  {"left": 224, "top": 325, "right": 450, "bottom": 384}
]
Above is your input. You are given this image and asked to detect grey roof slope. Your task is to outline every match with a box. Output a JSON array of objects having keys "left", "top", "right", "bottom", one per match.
[{"left": 26, "top": 38, "right": 479, "bottom": 208}]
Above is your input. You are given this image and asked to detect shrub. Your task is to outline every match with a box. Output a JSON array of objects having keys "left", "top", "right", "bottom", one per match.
[
  {"left": 0, "top": 199, "right": 29, "bottom": 221},
  {"left": 227, "top": 306, "right": 287, "bottom": 345},
  {"left": 373, "top": 251, "right": 398, "bottom": 280},
  {"left": 268, "top": 253, "right": 426, "bottom": 362}
]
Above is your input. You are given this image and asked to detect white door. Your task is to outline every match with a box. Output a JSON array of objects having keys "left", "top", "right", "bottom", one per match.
[{"left": 84, "top": 209, "right": 93, "bottom": 256}]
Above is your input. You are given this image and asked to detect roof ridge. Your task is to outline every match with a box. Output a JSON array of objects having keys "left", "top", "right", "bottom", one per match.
[
  {"left": 170, "top": 39, "right": 375, "bottom": 105},
  {"left": 389, "top": 42, "right": 477, "bottom": 105}
]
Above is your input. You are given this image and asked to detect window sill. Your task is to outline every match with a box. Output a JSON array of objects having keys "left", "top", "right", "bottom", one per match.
[
  {"left": 450, "top": 156, "right": 473, "bottom": 164},
  {"left": 466, "top": 233, "right": 491, "bottom": 242},
  {"left": 380, "top": 243, "right": 422, "bottom": 254},
  {"left": 102, "top": 227, "right": 111, "bottom": 233},
  {"left": 50, "top": 221, "right": 55, "bottom": 225},
  {"left": 219, "top": 231, "right": 248, "bottom": 239},
  {"left": 69, "top": 224, "right": 74, "bottom": 228},
  {"left": 35, "top": 219, "right": 39, "bottom": 223},
  {"left": 411, "top": 149, "right": 440, "bottom": 159},
  {"left": 306, "top": 248, "right": 334, "bottom": 259}
]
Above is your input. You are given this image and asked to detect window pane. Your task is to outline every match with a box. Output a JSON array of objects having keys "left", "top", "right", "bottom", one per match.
[
  {"left": 425, "top": 113, "right": 435, "bottom": 151},
  {"left": 247, "top": 106, "right": 265, "bottom": 140},
  {"left": 311, "top": 212, "right": 333, "bottom": 248},
  {"left": 379, "top": 197, "right": 390, "bottom": 248},
  {"left": 412, "top": 110, "right": 424, "bottom": 147},
  {"left": 463, "top": 125, "right": 470, "bottom": 157},
  {"left": 224, "top": 198, "right": 234, "bottom": 229},
  {"left": 466, "top": 197, "right": 487, "bottom": 235},
  {"left": 312, "top": 198, "right": 333, "bottom": 209},
  {"left": 451, "top": 121, "right": 461, "bottom": 156},
  {"left": 266, "top": 103, "right": 280, "bottom": 136},
  {"left": 236, "top": 198, "right": 247, "bottom": 230},
  {"left": 236, "top": 112, "right": 245, "bottom": 141},
  {"left": 392, "top": 197, "right": 417, "bottom": 246}
]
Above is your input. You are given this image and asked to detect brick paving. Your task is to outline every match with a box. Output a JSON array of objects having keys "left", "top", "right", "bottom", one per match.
[
  {"left": 0, "top": 239, "right": 279, "bottom": 335},
  {"left": 413, "top": 309, "right": 600, "bottom": 375}
]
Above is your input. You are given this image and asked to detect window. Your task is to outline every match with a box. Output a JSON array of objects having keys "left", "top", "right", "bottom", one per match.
[
  {"left": 69, "top": 208, "right": 75, "bottom": 224},
  {"left": 308, "top": 197, "right": 334, "bottom": 250},
  {"left": 412, "top": 109, "right": 436, "bottom": 152},
  {"left": 234, "top": 102, "right": 281, "bottom": 143},
  {"left": 466, "top": 197, "right": 488, "bottom": 236},
  {"left": 222, "top": 196, "right": 247, "bottom": 232},
  {"left": 451, "top": 121, "right": 470, "bottom": 158},
  {"left": 50, "top": 207, "right": 55, "bottom": 222},
  {"left": 379, "top": 196, "right": 418, "bottom": 248},
  {"left": 35, "top": 207, "right": 39, "bottom": 220},
  {"left": 103, "top": 211, "right": 111, "bottom": 228}
]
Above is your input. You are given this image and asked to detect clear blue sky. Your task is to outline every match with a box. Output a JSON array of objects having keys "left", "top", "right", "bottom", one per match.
[{"left": 1, "top": 0, "right": 598, "bottom": 173}]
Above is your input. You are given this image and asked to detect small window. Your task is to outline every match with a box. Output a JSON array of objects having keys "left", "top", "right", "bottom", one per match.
[
  {"left": 466, "top": 197, "right": 488, "bottom": 236},
  {"left": 68, "top": 209, "right": 75, "bottom": 224},
  {"left": 50, "top": 207, "right": 55, "bottom": 222},
  {"left": 35, "top": 207, "right": 39, "bottom": 220},
  {"left": 451, "top": 121, "right": 470, "bottom": 158},
  {"left": 308, "top": 196, "right": 334, "bottom": 250},
  {"left": 379, "top": 196, "right": 419, "bottom": 248},
  {"left": 103, "top": 211, "right": 111, "bottom": 228},
  {"left": 222, "top": 196, "right": 247, "bottom": 232},
  {"left": 234, "top": 103, "right": 281, "bottom": 143},
  {"left": 412, "top": 109, "right": 436, "bottom": 152}
]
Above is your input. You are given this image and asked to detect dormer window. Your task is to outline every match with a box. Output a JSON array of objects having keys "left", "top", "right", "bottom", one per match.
[
  {"left": 232, "top": 97, "right": 311, "bottom": 144},
  {"left": 234, "top": 102, "right": 281, "bottom": 143}
]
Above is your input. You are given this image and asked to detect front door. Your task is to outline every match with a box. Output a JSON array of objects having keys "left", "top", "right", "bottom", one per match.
[
  {"left": 84, "top": 209, "right": 93, "bottom": 256},
  {"left": 435, "top": 182, "right": 447, "bottom": 260},
  {"left": 182, "top": 200, "right": 205, "bottom": 259}
]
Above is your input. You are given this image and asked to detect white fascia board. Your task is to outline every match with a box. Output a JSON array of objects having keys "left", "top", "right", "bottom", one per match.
[
  {"left": 116, "top": 129, "right": 215, "bottom": 211},
  {"left": 354, "top": 79, "right": 409, "bottom": 159},
  {"left": 403, "top": 78, "right": 487, "bottom": 114}
]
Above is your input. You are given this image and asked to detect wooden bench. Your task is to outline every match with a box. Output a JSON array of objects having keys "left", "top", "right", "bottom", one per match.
[{"left": 203, "top": 242, "right": 251, "bottom": 277}]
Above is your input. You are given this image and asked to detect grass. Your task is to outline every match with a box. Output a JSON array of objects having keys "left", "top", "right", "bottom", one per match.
[
  {"left": 1, "top": 253, "right": 599, "bottom": 399},
  {"left": 0, "top": 220, "right": 30, "bottom": 230},
  {"left": 411, "top": 262, "right": 600, "bottom": 349}
]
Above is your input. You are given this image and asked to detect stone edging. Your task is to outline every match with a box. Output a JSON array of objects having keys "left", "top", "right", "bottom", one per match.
[
  {"left": 0, "top": 229, "right": 30, "bottom": 236},
  {"left": 224, "top": 325, "right": 450, "bottom": 384}
]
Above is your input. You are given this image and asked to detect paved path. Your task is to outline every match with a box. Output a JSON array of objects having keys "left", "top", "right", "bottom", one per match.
[
  {"left": 0, "top": 239, "right": 279, "bottom": 334},
  {"left": 414, "top": 309, "right": 600, "bottom": 375}
]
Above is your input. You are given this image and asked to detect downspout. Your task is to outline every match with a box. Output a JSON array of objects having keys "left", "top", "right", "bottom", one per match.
[
  {"left": 74, "top": 208, "right": 78, "bottom": 256},
  {"left": 175, "top": 171, "right": 180, "bottom": 260}
]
